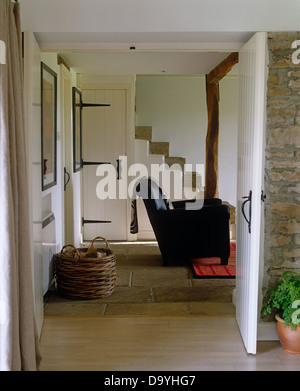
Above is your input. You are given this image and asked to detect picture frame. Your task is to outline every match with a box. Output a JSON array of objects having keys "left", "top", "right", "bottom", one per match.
[
  {"left": 72, "top": 87, "right": 83, "bottom": 172},
  {"left": 41, "top": 62, "right": 57, "bottom": 190}
]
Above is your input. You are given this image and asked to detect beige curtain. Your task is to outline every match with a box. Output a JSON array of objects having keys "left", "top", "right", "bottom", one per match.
[{"left": 0, "top": 0, "right": 41, "bottom": 371}]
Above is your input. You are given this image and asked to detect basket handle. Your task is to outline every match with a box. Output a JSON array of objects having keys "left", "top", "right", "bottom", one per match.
[
  {"left": 60, "top": 244, "right": 81, "bottom": 260},
  {"left": 90, "top": 236, "right": 111, "bottom": 250}
]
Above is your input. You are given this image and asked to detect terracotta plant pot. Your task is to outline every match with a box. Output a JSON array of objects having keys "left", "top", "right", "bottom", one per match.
[{"left": 276, "top": 315, "right": 300, "bottom": 354}]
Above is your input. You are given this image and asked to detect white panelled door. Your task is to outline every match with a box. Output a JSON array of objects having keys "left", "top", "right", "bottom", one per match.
[
  {"left": 82, "top": 88, "right": 127, "bottom": 241},
  {"left": 236, "top": 32, "right": 267, "bottom": 354}
]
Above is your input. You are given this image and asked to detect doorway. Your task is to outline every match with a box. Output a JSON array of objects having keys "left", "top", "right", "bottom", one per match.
[
  {"left": 45, "top": 54, "right": 239, "bottom": 319},
  {"left": 42, "top": 33, "right": 268, "bottom": 356}
]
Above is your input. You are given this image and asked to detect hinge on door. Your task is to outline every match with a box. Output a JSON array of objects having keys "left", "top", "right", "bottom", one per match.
[
  {"left": 261, "top": 191, "right": 266, "bottom": 202},
  {"left": 81, "top": 160, "right": 111, "bottom": 166},
  {"left": 81, "top": 103, "right": 110, "bottom": 110},
  {"left": 82, "top": 218, "right": 111, "bottom": 227}
]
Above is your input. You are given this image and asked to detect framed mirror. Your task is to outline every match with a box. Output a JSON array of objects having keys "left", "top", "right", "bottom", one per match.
[
  {"left": 41, "top": 62, "right": 57, "bottom": 190},
  {"left": 72, "top": 87, "right": 83, "bottom": 172}
]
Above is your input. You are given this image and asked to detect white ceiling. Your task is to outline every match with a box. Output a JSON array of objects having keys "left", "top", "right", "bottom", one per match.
[{"left": 58, "top": 51, "right": 238, "bottom": 76}]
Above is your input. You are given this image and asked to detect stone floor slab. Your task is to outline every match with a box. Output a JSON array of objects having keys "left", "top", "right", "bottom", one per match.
[
  {"left": 131, "top": 266, "right": 192, "bottom": 287},
  {"left": 104, "top": 302, "right": 191, "bottom": 316},
  {"left": 189, "top": 302, "right": 236, "bottom": 316},
  {"left": 153, "top": 286, "right": 233, "bottom": 303},
  {"left": 44, "top": 300, "right": 106, "bottom": 316}
]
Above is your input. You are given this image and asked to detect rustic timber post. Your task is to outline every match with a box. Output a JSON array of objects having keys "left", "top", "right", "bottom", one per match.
[{"left": 204, "top": 52, "right": 239, "bottom": 199}]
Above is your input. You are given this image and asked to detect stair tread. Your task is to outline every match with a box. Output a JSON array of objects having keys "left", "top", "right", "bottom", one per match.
[
  {"left": 135, "top": 126, "right": 152, "bottom": 141},
  {"left": 149, "top": 141, "right": 169, "bottom": 157}
]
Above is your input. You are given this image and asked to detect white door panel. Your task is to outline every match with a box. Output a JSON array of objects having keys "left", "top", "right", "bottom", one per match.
[
  {"left": 82, "top": 89, "right": 127, "bottom": 241},
  {"left": 236, "top": 32, "right": 267, "bottom": 354}
]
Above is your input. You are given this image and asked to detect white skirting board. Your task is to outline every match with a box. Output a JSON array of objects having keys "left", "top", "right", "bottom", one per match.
[{"left": 257, "top": 322, "right": 279, "bottom": 341}]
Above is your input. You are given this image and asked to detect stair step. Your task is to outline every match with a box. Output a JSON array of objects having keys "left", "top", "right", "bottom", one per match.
[
  {"left": 135, "top": 126, "right": 152, "bottom": 141},
  {"left": 165, "top": 156, "right": 186, "bottom": 170},
  {"left": 184, "top": 171, "right": 202, "bottom": 189},
  {"left": 149, "top": 142, "right": 169, "bottom": 157}
]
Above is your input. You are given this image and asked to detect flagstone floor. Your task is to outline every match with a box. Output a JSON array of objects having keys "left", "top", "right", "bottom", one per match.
[{"left": 44, "top": 241, "right": 236, "bottom": 317}]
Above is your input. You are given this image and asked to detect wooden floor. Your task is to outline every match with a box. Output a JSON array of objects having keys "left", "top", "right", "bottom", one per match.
[{"left": 39, "top": 316, "right": 300, "bottom": 371}]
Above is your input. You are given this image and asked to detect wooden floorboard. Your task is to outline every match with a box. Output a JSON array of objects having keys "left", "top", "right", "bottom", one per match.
[{"left": 39, "top": 316, "right": 300, "bottom": 371}]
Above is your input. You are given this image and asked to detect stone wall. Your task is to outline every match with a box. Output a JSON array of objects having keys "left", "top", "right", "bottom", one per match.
[{"left": 264, "top": 32, "right": 300, "bottom": 292}]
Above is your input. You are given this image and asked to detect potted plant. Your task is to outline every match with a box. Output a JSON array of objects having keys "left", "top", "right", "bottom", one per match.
[{"left": 261, "top": 271, "right": 300, "bottom": 354}]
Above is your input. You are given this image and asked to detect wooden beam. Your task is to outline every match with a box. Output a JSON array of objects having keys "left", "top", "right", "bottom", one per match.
[
  {"left": 57, "top": 54, "right": 70, "bottom": 71},
  {"left": 204, "top": 52, "right": 239, "bottom": 199},
  {"left": 205, "top": 80, "right": 219, "bottom": 199},
  {"left": 206, "top": 52, "right": 239, "bottom": 85}
]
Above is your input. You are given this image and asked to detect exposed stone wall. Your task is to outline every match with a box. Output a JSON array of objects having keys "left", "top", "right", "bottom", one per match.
[{"left": 264, "top": 32, "right": 300, "bottom": 292}]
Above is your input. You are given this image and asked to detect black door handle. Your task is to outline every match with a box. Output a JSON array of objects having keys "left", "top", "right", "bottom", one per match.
[
  {"left": 64, "top": 167, "right": 70, "bottom": 191},
  {"left": 241, "top": 190, "right": 252, "bottom": 234}
]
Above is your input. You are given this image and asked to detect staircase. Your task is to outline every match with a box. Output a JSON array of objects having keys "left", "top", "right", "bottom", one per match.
[
  {"left": 135, "top": 126, "right": 186, "bottom": 171},
  {"left": 135, "top": 126, "right": 200, "bottom": 191},
  {"left": 134, "top": 126, "right": 200, "bottom": 240}
]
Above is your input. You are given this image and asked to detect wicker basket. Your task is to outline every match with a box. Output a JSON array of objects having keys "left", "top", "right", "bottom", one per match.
[{"left": 54, "top": 236, "right": 116, "bottom": 300}]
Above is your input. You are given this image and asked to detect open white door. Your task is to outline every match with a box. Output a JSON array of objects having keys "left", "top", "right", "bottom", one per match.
[
  {"left": 23, "top": 32, "right": 44, "bottom": 337},
  {"left": 236, "top": 32, "right": 267, "bottom": 354}
]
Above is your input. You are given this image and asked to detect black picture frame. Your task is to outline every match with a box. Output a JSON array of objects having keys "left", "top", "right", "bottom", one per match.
[
  {"left": 41, "top": 62, "right": 57, "bottom": 191},
  {"left": 72, "top": 87, "right": 83, "bottom": 172}
]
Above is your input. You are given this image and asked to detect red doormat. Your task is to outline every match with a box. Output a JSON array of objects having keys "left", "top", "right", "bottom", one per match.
[{"left": 191, "top": 242, "right": 236, "bottom": 279}]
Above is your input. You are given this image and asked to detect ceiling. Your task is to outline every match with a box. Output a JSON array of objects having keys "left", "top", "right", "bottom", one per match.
[
  {"left": 58, "top": 51, "right": 239, "bottom": 76},
  {"left": 41, "top": 31, "right": 246, "bottom": 77}
]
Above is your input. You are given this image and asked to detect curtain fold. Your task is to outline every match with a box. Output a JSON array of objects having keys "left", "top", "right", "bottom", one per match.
[{"left": 0, "top": 0, "right": 41, "bottom": 371}]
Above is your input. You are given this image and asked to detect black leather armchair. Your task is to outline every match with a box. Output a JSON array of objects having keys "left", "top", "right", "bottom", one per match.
[{"left": 136, "top": 178, "right": 230, "bottom": 266}]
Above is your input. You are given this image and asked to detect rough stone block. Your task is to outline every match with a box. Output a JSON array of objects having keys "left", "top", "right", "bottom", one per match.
[
  {"left": 289, "top": 79, "right": 300, "bottom": 90},
  {"left": 279, "top": 220, "right": 300, "bottom": 234},
  {"left": 264, "top": 235, "right": 292, "bottom": 246},
  {"left": 271, "top": 203, "right": 300, "bottom": 219},
  {"left": 270, "top": 171, "right": 300, "bottom": 182},
  {"left": 267, "top": 127, "right": 300, "bottom": 148}
]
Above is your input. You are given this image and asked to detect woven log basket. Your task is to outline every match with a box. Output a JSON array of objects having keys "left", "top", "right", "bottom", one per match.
[{"left": 55, "top": 236, "right": 116, "bottom": 300}]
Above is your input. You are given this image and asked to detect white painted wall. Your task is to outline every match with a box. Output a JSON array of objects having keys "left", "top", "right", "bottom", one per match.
[{"left": 135, "top": 75, "right": 238, "bottom": 206}]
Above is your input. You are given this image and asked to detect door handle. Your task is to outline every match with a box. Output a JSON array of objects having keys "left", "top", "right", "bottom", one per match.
[
  {"left": 64, "top": 167, "right": 70, "bottom": 191},
  {"left": 241, "top": 190, "right": 252, "bottom": 234}
]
